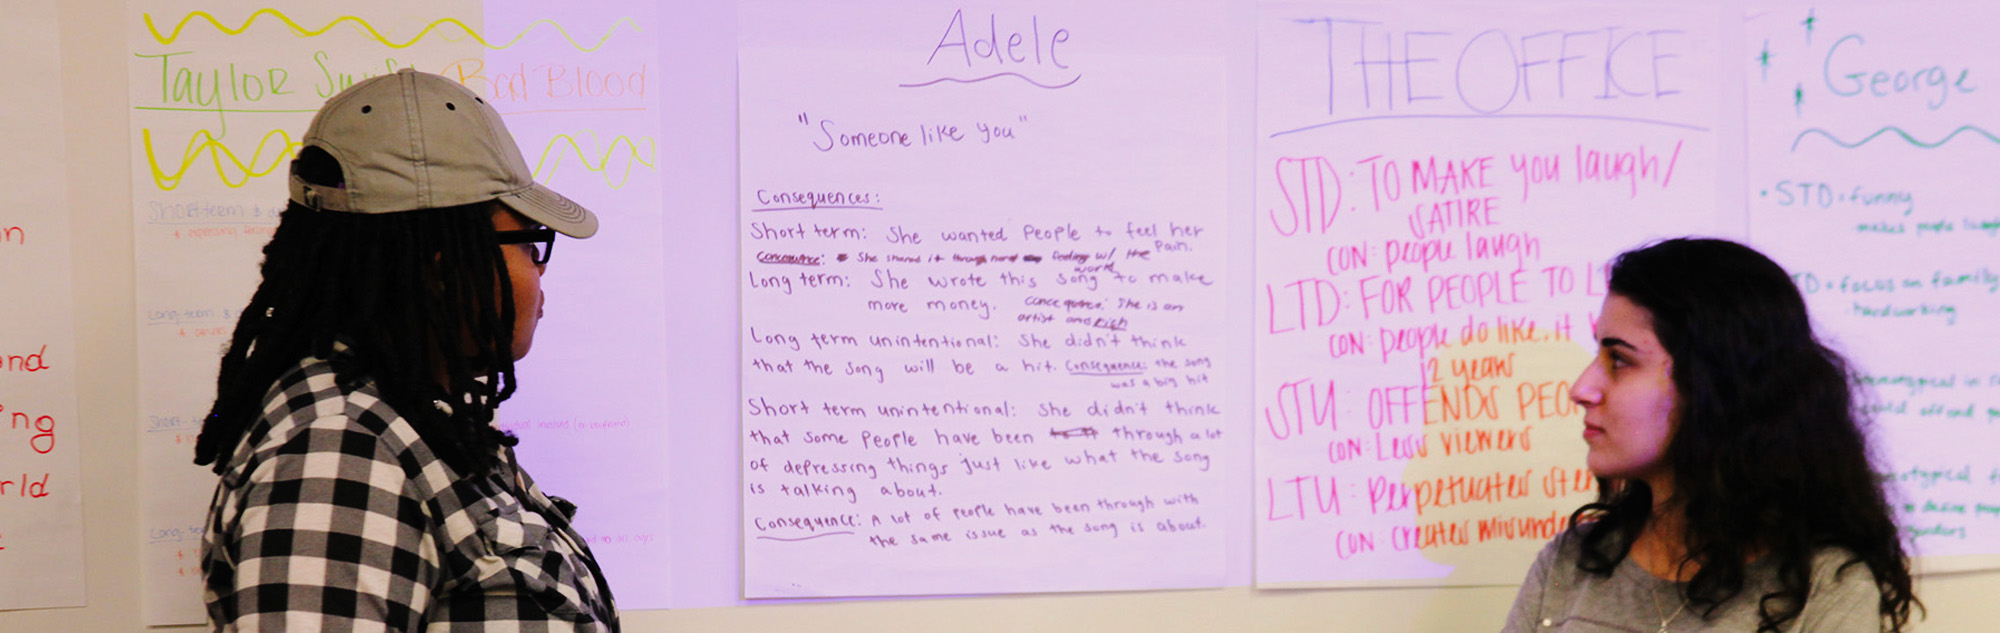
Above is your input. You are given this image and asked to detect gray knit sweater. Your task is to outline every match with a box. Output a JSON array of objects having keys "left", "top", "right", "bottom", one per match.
[{"left": 1501, "top": 528, "right": 1885, "bottom": 633}]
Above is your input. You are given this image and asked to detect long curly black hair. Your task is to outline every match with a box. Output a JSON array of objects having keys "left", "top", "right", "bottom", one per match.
[
  {"left": 193, "top": 150, "right": 520, "bottom": 477},
  {"left": 1568, "top": 238, "right": 1917, "bottom": 632}
]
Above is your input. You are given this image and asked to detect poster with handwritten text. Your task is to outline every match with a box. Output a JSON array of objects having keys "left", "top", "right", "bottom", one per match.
[
  {"left": 739, "top": 1, "right": 1229, "bottom": 597},
  {"left": 0, "top": 0, "right": 86, "bottom": 611},
  {"left": 1254, "top": 3, "right": 1725, "bottom": 586},
  {"left": 126, "top": 2, "right": 669, "bottom": 622},
  {"left": 1746, "top": 5, "right": 2000, "bottom": 572}
]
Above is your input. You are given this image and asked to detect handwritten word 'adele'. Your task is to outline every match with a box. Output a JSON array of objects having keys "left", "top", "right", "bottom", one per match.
[{"left": 911, "top": 10, "right": 1077, "bottom": 90}]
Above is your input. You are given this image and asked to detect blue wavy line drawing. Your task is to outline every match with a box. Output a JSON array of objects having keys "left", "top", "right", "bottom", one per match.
[
  {"left": 900, "top": 72, "right": 1081, "bottom": 89},
  {"left": 1791, "top": 125, "right": 2000, "bottom": 151}
]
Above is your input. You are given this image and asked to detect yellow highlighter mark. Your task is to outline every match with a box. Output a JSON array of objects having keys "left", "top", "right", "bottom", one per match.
[
  {"left": 142, "top": 128, "right": 657, "bottom": 191},
  {"left": 143, "top": 128, "right": 301, "bottom": 191},
  {"left": 142, "top": 9, "right": 641, "bottom": 52},
  {"left": 532, "top": 132, "right": 657, "bottom": 189}
]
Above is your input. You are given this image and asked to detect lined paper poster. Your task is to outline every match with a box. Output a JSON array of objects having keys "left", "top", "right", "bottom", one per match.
[
  {"left": 126, "top": 2, "right": 668, "bottom": 622},
  {"left": 1746, "top": 5, "right": 2000, "bottom": 571},
  {"left": 1254, "top": 3, "right": 1725, "bottom": 586},
  {"left": 739, "top": 1, "right": 1230, "bottom": 597},
  {"left": 0, "top": 0, "right": 86, "bottom": 610}
]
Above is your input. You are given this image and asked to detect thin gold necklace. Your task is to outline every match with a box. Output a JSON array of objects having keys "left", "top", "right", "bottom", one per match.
[{"left": 1650, "top": 586, "right": 1688, "bottom": 633}]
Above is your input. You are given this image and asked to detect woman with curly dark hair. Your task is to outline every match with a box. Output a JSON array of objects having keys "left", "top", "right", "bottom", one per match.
[{"left": 1502, "top": 238, "right": 1918, "bottom": 633}]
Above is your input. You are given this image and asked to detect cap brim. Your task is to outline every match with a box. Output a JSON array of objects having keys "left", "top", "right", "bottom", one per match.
[{"left": 498, "top": 183, "right": 598, "bottom": 238}]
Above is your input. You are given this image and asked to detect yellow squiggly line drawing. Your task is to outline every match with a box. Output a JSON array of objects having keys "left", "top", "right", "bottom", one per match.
[
  {"left": 143, "top": 9, "right": 641, "bottom": 52},
  {"left": 143, "top": 128, "right": 301, "bottom": 191},
  {"left": 532, "top": 132, "right": 657, "bottom": 189}
]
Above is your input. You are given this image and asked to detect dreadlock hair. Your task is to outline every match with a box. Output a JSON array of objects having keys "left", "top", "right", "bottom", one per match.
[
  {"left": 1567, "top": 238, "right": 1918, "bottom": 633},
  {"left": 193, "top": 158, "right": 522, "bottom": 477}
]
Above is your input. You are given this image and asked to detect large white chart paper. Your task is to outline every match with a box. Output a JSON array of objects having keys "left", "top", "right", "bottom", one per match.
[
  {"left": 0, "top": 0, "right": 86, "bottom": 610},
  {"left": 1746, "top": 5, "right": 2000, "bottom": 572},
  {"left": 739, "top": 1, "right": 1230, "bottom": 597},
  {"left": 127, "top": 2, "right": 669, "bottom": 622},
  {"left": 1254, "top": 3, "right": 1724, "bottom": 586}
]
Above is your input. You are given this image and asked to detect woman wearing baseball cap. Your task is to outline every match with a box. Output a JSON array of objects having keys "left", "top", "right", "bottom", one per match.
[{"left": 193, "top": 69, "right": 617, "bottom": 631}]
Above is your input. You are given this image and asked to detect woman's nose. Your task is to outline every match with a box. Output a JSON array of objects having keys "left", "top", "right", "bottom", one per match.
[{"left": 1571, "top": 361, "right": 1605, "bottom": 407}]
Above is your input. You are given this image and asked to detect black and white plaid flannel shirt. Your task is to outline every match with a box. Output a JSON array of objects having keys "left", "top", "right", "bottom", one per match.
[{"left": 202, "top": 352, "right": 619, "bottom": 631}]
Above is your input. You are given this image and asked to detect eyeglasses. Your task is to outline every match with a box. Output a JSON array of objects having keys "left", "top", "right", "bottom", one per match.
[{"left": 494, "top": 228, "right": 556, "bottom": 265}]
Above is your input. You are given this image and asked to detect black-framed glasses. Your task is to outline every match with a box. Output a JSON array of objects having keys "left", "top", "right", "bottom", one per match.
[{"left": 495, "top": 228, "right": 556, "bottom": 265}]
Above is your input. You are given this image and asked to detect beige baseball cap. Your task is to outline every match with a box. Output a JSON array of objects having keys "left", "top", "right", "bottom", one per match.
[{"left": 288, "top": 68, "right": 598, "bottom": 238}]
